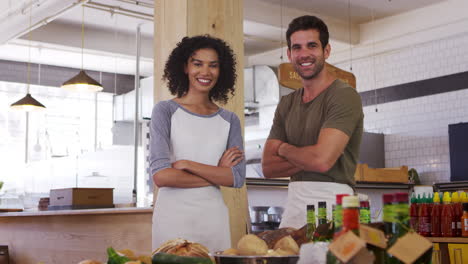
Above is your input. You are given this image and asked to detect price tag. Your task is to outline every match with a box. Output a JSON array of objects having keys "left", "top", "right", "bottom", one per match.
[
  {"left": 359, "top": 225, "right": 387, "bottom": 249},
  {"left": 387, "top": 232, "right": 432, "bottom": 264},
  {"left": 328, "top": 231, "right": 366, "bottom": 263}
]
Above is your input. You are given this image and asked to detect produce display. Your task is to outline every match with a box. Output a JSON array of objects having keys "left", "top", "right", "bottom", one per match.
[{"left": 77, "top": 239, "right": 213, "bottom": 264}]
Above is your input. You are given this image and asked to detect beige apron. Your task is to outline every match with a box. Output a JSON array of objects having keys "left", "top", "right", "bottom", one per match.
[
  {"left": 152, "top": 186, "right": 231, "bottom": 253},
  {"left": 279, "top": 181, "right": 354, "bottom": 229}
]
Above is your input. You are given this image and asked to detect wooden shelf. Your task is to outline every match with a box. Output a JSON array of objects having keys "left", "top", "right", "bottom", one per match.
[{"left": 427, "top": 237, "right": 468, "bottom": 243}]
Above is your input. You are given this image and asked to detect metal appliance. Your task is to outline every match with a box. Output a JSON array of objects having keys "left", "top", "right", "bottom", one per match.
[{"left": 249, "top": 206, "right": 284, "bottom": 233}]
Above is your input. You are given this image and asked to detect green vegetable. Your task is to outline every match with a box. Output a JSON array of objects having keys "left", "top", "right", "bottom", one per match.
[
  {"left": 408, "top": 168, "right": 421, "bottom": 185},
  {"left": 152, "top": 253, "right": 212, "bottom": 264},
  {"left": 107, "top": 247, "right": 131, "bottom": 264}
]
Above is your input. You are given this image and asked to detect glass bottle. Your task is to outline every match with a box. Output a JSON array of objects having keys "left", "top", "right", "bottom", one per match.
[
  {"left": 418, "top": 193, "right": 431, "bottom": 236},
  {"left": 441, "top": 192, "right": 454, "bottom": 237},
  {"left": 431, "top": 192, "right": 442, "bottom": 237},
  {"left": 326, "top": 194, "right": 349, "bottom": 264},
  {"left": 342, "top": 196, "right": 360, "bottom": 235},
  {"left": 359, "top": 200, "right": 371, "bottom": 224},
  {"left": 452, "top": 192, "right": 462, "bottom": 237},
  {"left": 334, "top": 194, "right": 349, "bottom": 237},
  {"left": 306, "top": 204, "right": 316, "bottom": 242},
  {"left": 318, "top": 201, "right": 327, "bottom": 225},
  {"left": 461, "top": 202, "right": 468, "bottom": 237},
  {"left": 387, "top": 192, "right": 410, "bottom": 264},
  {"left": 410, "top": 193, "right": 419, "bottom": 232}
]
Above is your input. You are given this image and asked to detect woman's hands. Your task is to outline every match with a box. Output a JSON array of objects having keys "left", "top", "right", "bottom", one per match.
[
  {"left": 218, "top": 146, "right": 244, "bottom": 168},
  {"left": 172, "top": 160, "right": 190, "bottom": 170},
  {"left": 168, "top": 146, "right": 243, "bottom": 187}
]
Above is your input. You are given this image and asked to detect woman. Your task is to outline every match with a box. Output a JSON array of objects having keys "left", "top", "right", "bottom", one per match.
[{"left": 149, "top": 35, "right": 245, "bottom": 253}]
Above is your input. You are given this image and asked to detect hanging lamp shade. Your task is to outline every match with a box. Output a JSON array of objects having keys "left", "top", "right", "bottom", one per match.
[
  {"left": 10, "top": 93, "right": 46, "bottom": 111},
  {"left": 61, "top": 70, "right": 103, "bottom": 92},
  {"left": 9, "top": 0, "right": 46, "bottom": 112}
]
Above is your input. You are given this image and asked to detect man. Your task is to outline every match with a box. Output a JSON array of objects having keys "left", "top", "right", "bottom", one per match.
[{"left": 262, "top": 15, "right": 363, "bottom": 229}]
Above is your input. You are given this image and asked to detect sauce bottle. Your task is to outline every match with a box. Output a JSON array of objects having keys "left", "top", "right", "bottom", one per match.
[
  {"left": 342, "top": 196, "right": 360, "bottom": 235},
  {"left": 383, "top": 194, "right": 395, "bottom": 237},
  {"left": 326, "top": 194, "right": 349, "bottom": 264},
  {"left": 388, "top": 192, "right": 410, "bottom": 264},
  {"left": 462, "top": 202, "right": 468, "bottom": 237},
  {"left": 410, "top": 193, "right": 419, "bottom": 232},
  {"left": 418, "top": 193, "right": 431, "bottom": 236},
  {"left": 306, "top": 204, "right": 316, "bottom": 241},
  {"left": 326, "top": 196, "right": 360, "bottom": 264},
  {"left": 427, "top": 194, "right": 434, "bottom": 222},
  {"left": 318, "top": 201, "right": 327, "bottom": 225},
  {"left": 333, "top": 194, "right": 349, "bottom": 237},
  {"left": 431, "top": 192, "right": 442, "bottom": 237},
  {"left": 441, "top": 192, "right": 454, "bottom": 237},
  {"left": 452, "top": 192, "right": 462, "bottom": 237},
  {"left": 359, "top": 200, "right": 371, "bottom": 224}
]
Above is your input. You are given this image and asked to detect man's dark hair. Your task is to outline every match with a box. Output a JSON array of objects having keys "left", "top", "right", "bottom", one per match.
[
  {"left": 286, "top": 15, "right": 329, "bottom": 50},
  {"left": 162, "top": 35, "right": 237, "bottom": 104}
]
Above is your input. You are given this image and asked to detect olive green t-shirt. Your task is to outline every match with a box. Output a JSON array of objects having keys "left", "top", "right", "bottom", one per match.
[{"left": 267, "top": 79, "right": 364, "bottom": 186}]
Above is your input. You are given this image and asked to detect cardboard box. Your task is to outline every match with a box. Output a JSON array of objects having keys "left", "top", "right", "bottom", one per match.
[
  {"left": 354, "top": 164, "right": 408, "bottom": 183},
  {"left": 49, "top": 188, "right": 114, "bottom": 210}
]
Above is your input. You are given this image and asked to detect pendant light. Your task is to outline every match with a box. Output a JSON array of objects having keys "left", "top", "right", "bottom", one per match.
[
  {"left": 61, "top": 4, "right": 103, "bottom": 92},
  {"left": 10, "top": 0, "right": 46, "bottom": 111}
]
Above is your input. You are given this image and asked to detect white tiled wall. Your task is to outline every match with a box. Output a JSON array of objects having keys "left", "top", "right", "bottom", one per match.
[{"left": 335, "top": 32, "right": 468, "bottom": 184}]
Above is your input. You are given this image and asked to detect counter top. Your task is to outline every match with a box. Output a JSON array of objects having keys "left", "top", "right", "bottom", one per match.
[
  {"left": 427, "top": 237, "right": 468, "bottom": 243},
  {"left": 246, "top": 178, "right": 412, "bottom": 189},
  {"left": 0, "top": 206, "right": 153, "bottom": 217}
]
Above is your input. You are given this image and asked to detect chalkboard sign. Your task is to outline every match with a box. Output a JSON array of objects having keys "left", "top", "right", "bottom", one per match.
[{"left": 449, "top": 122, "right": 468, "bottom": 181}]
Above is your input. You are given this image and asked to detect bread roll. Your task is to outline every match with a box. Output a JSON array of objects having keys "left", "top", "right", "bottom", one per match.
[
  {"left": 273, "top": 235, "right": 299, "bottom": 255},
  {"left": 237, "top": 234, "right": 268, "bottom": 256}
]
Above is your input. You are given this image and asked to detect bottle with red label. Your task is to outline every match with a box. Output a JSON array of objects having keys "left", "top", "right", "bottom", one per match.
[
  {"left": 452, "top": 192, "right": 462, "bottom": 237},
  {"left": 431, "top": 192, "right": 442, "bottom": 237},
  {"left": 462, "top": 202, "right": 468, "bottom": 237},
  {"left": 410, "top": 193, "right": 419, "bottom": 232},
  {"left": 418, "top": 193, "right": 431, "bottom": 236},
  {"left": 441, "top": 192, "right": 454, "bottom": 237},
  {"left": 427, "top": 194, "right": 434, "bottom": 225},
  {"left": 342, "top": 196, "right": 360, "bottom": 235}
]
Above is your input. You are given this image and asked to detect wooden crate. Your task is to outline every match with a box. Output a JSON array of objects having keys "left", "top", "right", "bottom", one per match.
[
  {"left": 354, "top": 164, "right": 408, "bottom": 183},
  {"left": 49, "top": 188, "right": 114, "bottom": 210}
]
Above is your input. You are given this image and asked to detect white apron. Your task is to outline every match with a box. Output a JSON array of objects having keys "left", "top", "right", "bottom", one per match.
[
  {"left": 151, "top": 106, "right": 233, "bottom": 252},
  {"left": 152, "top": 186, "right": 231, "bottom": 253},
  {"left": 279, "top": 181, "right": 354, "bottom": 229}
]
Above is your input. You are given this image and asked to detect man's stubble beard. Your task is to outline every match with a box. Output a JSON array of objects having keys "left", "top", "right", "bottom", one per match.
[{"left": 294, "top": 56, "right": 325, "bottom": 81}]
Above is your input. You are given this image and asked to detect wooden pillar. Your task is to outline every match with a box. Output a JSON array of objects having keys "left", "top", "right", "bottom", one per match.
[{"left": 154, "top": 0, "right": 249, "bottom": 247}]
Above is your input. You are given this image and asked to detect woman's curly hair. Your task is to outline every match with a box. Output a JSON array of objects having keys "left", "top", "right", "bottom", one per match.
[{"left": 163, "top": 35, "right": 237, "bottom": 104}]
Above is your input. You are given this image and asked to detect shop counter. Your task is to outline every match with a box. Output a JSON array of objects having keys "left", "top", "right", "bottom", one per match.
[{"left": 0, "top": 207, "right": 153, "bottom": 264}]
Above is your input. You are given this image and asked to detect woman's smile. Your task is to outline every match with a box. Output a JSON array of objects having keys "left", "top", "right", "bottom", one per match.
[{"left": 185, "top": 48, "right": 220, "bottom": 93}]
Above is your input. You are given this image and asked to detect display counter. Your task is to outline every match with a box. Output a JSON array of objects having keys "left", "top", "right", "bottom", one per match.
[
  {"left": 245, "top": 177, "right": 412, "bottom": 189},
  {"left": 0, "top": 207, "right": 153, "bottom": 264},
  {"left": 427, "top": 237, "right": 468, "bottom": 264}
]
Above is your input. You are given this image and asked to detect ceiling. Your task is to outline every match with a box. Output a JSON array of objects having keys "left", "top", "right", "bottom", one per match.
[
  {"left": 0, "top": 0, "right": 456, "bottom": 77},
  {"left": 260, "top": 0, "right": 444, "bottom": 24}
]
